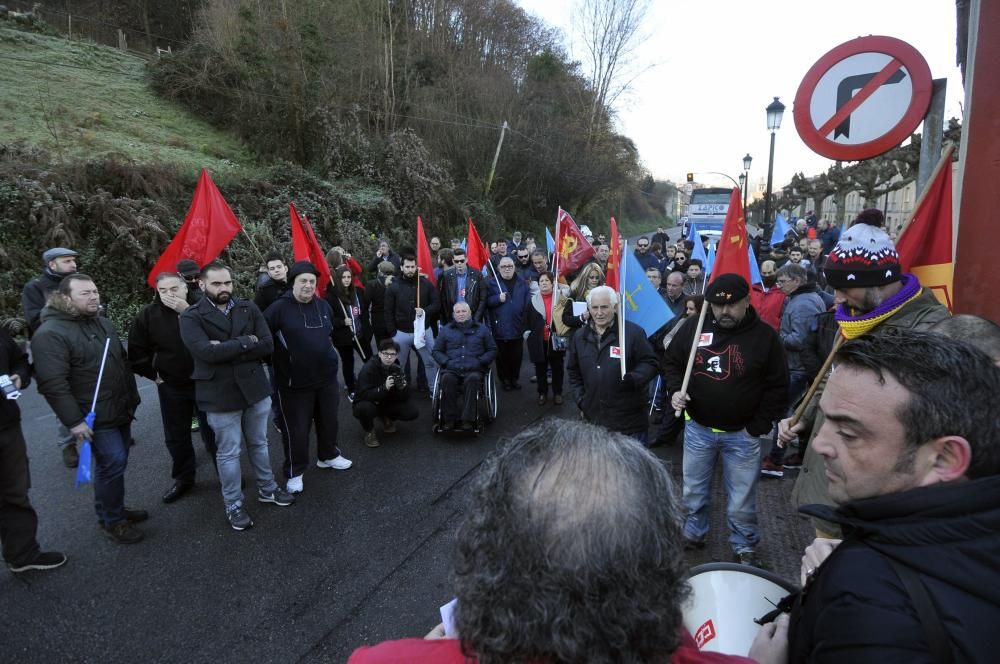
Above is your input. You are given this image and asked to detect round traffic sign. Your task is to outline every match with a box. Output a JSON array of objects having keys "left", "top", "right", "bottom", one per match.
[{"left": 793, "top": 36, "right": 932, "bottom": 161}]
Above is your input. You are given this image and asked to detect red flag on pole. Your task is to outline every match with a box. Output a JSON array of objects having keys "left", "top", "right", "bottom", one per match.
[
  {"left": 146, "top": 169, "right": 242, "bottom": 287},
  {"left": 606, "top": 216, "right": 621, "bottom": 291},
  {"left": 466, "top": 218, "right": 490, "bottom": 271},
  {"left": 290, "top": 202, "right": 333, "bottom": 298},
  {"left": 707, "top": 188, "right": 751, "bottom": 285},
  {"left": 895, "top": 151, "right": 954, "bottom": 310},
  {"left": 416, "top": 216, "right": 436, "bottom": 286},
  {"left": 554, "top": 208, "right": 596, "bottom": 274}
]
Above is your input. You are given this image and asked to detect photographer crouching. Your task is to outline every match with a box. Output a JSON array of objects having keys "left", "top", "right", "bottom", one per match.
[{"left": 353, "top": 340, "right": 419, "bottom": 447}]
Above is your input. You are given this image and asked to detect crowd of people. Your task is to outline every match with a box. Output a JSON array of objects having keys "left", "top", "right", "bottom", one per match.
[{"left": 2, "top": 211, "right": 999, "bottom": 662}]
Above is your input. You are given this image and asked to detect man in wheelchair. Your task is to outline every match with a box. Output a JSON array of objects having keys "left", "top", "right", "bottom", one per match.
[{"left": 432, "top": 302, "right": 497, "bottom": 432}]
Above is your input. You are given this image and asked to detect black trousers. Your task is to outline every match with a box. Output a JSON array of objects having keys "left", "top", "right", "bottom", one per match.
[
  {"left": 335, "top": 339, "right": 372, "bottom": 392},
  {"left": 352, "top": 391, "right": 419, "bottom": 432},
  {"left": 533, "top": 348, "right": 565, "bottom": 395},
  {"left": 0, "top": 425, "right": 39, "bottom": 566},
  {"left": 440, "top": 370, "right": 482, "bottom": 423},
  {"left": 276, "top": 381, "right": 340, "bottom": 478},
  {"left": 157, "top": 381, "right": 216, "bottom": 483},
  {"left": 495, "top": 339, "right": 523, "bottom": 386}
]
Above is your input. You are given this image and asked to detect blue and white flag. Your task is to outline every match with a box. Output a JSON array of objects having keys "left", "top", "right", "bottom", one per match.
[{"left": 622, "top": 250, "right": 676, "bottom": 337}]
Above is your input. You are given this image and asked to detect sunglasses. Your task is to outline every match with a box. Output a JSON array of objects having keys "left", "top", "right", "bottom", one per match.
[{"left": 453, "top": 258, "right": 466, "bottom": 263}]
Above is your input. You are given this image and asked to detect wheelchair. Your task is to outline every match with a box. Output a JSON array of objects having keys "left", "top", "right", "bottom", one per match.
[{"left": 430, "top": 367, "right": 498, "bottom": 433}]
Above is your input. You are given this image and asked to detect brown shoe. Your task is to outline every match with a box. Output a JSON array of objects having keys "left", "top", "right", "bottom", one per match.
[
  {"left": 364, "top": 431, "right": 380, "bottom": 448},
  {"left": 382, "top": 417, "right": 397, "bottom": 433},
  {"left": 62, "top": 444, "right": 79, "bottom": 469},
  {"left": 101, "top": 521, "right": 144, "bottom": 545}
]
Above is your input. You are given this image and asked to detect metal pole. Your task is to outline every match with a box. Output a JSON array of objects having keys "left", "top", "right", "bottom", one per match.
[
  {"left": 916, "top": 78, "right": 948, "bottom": 195},
  {"left": 485, "top": 121, "right": 509, "bottom": 194},
  {"left": 742, "top": 171, "right": 749, "bottom": 211},
  {"left": 763, "top": 130, "right": 777, "bottom": 231}
]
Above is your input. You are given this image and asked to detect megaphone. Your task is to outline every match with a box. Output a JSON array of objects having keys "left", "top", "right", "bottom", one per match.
[{"left": 683, "top": 563, "right": 797, "bottom": 656}]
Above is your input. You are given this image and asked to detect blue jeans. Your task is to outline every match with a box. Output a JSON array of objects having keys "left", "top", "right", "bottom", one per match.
[
  {"left": 206, "top": 397, "right": 279, "bottom": 510},
  {"left": 393, "top": 329, "right": 437, "bottom": 389},
  {"left": 90, "top": 425, "right": 131, "bottom": 526},
  {"left": 682, "top": 420, "right": 760, "bottom": 554}
]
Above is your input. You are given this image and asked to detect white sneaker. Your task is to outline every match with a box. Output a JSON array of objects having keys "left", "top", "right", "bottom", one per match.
[
  {"left": 316, "top": 455, "right": 353, "bottom": 470},
  {"left": 286, "top": 474, "right": 304, "bottom": 494}
]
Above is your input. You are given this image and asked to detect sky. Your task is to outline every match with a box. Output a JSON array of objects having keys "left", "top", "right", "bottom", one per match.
[{"left": 515, "top": 0, "right": 964, "bottom": 191}]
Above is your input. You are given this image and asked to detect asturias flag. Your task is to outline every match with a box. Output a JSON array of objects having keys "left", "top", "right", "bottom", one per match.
[
  {"left": 895, "top": 152, "right": 954, "bottom": 311},
  {"left": 621, "top": 247, "right": 675, "bottom": 337},
  {"left": 606, "top": 216, "right": 622, "bottom": 291},
  {"left": 709, "top": 188, "right": 751, "bottom": 286},
  {"left": 146, "top": 169, "right": 242, "bottom": 287},
  {"left": 554, "top": 208, "right": 595, "bottom": 274},
  {"left": 290, "top": 202, "right": 333, "bottom": 298}
]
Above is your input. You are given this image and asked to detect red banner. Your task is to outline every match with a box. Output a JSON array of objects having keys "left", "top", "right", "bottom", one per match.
[
  {"left": 554, "top": 208, "right": 595, "bottom": 275},
  {"left": 606, "top": 216, "right": 621, "bottom": 291},
  {"left": 708, "top": 188, "right": 751, "bottom": 286},
  {"left": 146, "top": 169, "right": 242, "bottom": 287},
  {"left": 896, "top": 155, "right": 954, "bottom": 310},
  {"left": 290, "top": 202, "right": 333, "bottom": 298},
  {"left": 466, "top": 218, "right": 490, "bottom": 271},
  {"left": 416, "top": 216, "right": 436, "bottom": 286}
]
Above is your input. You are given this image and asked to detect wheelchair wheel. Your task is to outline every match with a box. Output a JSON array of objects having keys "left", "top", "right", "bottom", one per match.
[
  {"left": 486, "top": 369, "right": 498, "bottom": 421},
  {"left": 430, "top": 370, "right": 442, "bottom": 433}
]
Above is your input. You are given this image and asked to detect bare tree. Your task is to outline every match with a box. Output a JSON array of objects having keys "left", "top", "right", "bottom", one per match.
[{"left": 573, "top": 0, "right": 651, "bottom": 134}]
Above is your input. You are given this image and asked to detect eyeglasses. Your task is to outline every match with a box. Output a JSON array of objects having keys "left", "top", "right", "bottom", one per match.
[
  {"left": 453, "top": 259, "right": 466, "bottom": 263},
  {"left": 637, "top": 244, "right": 649, "bottom": 248},
  {"left": 775, "top": 278, "right": 793, "bottom": 285},
  {"left": 379, "top": 351, "right": 398, "bottom": 358},
  {"left": 517, "top": 255, "right": 529, "bottom": 259}
]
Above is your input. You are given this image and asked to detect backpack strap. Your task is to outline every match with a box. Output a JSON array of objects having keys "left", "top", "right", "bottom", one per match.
[{"left": 885, "top": 557, "right": 954, "bottom": 664}]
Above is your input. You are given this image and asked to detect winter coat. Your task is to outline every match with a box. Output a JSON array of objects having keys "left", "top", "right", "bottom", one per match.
[
  {"left": 567, "top": 318, "right": 658, "bottom": 434},
  {"left": 368, "top": 250, "right": 401, "bottom": 275},
  {"left": 662, "top": 306, "right": 788, "bottom": 436},
  {"left": 20, "top": 270, "right": 64, "bottom": 335},
  {"left": 438, "top": 267, "right": 487, "bottom": 324},
  {"left": 179, "top": 296, "right": 274, "bottom": 412},
  {"left": 354, "top": 356, "right": 410, "bottom": 405},
  {"left": 526, "top": 284, "right": 569, "bottom": 364},
  {"left": 779, "top": 285, "right": 826, "bottom": 375},
  {"left": 385, "top": 275, "right": 440, "bottom": 337},
  {"left": 128, "top": 295, "right": 197, "bottom": 386},
  {"left": 789, "top": 476, "right": 1000, "bottom": 663},
  {"left": 326, "top": 288, "right": 374, "bottom": 350},
  {"left": 432, "top": 319, "right": 497, "bottom": 375},
  {"left": 365, "top": 275, "right": 392, "bottom": 340},
  {"left": 253, "top": 276, "right": 289, "bottom": 313},
  {"left": 0, "top": 328, "right": 30, "bottom": 430},
  {"left": 263, "top": 292, "right": 339, "bottom": 391},
  {"left": 793, "top": 286, "right": 951, "bottom": 518},
  {"left": 31, "top": 301, "right": 140, "bottom": 429},
  {"left": 485, "top": 276, "right": 530, "bottom": 341},
  {"left": 749, "top": 284, "right": 785, "bottom": 331}
]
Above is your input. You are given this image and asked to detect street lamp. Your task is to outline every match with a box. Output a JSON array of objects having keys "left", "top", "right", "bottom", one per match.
[
  {"left": 741, "top": 153, "right": 752, "bottom": 213},
  {"left": 763, "top": 97, "right": 785, "bottom": 241}
]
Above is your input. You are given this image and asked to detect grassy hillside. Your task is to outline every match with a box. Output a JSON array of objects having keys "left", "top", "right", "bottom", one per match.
[{"left": 0, "top": 24, "right": 256, "bottom": 177}]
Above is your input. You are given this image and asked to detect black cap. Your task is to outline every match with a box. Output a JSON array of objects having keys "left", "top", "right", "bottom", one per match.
[
  {"left": 176, "top": 259, "right": 200, "bottom": 278},
  {"left": 704, "top": 274, "right": 750, "bottom": 304},
  {"left": 287, "top": 260, "right": 319, "bottom": 284}
]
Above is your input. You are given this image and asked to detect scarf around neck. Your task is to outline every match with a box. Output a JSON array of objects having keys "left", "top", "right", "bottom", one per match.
[{"left": 835, "top": 273, "right": 923, "bottom": 339}]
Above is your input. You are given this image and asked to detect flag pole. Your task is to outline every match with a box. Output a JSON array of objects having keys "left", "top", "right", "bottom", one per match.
[
  {"left": 619, "top": 239, "right": 628, "bottom": 379},
  {"left": 674, "top": 299, "right": 710, "bottom": 418},
  {"left": 551, "top": 209, "right": 563, "bottom": 317},
  {"left": 785, "top": 334, "right": 846, "bottom": 435}
]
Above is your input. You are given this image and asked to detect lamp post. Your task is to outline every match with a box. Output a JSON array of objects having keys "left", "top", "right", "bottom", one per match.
[
  {"left": 741, "top": 153, "right": 752, "bottom": 214},
  {"left": 763, "top": 97, "right": 785, "bottom": 241}
]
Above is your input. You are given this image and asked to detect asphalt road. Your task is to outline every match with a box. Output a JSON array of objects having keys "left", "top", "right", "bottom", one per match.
[{"left": 2, "top": 306, "right": 809, "bottom": 663}]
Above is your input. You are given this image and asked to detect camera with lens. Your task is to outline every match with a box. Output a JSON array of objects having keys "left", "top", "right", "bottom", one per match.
[{"left": 386, "top": 365, "right": 406, "bottom": 390}]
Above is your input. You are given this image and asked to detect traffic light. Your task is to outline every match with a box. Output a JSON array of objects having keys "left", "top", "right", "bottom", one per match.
[{"left": 686, "top": 172, "right": 694, "bottom": 183}]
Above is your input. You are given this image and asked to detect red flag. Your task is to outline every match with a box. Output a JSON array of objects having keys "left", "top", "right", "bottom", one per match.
[
  {"left": 290, "top": 202, "right": 333, "bottom": 298},
  {"left": 466, "top": 218, "right": 490, "bottom": 271},
  {"left": 896, "top": 154, "right": 954, "bottom": 310},
  {"left": 708, "top": 188, "right": 751, "bottom": 285},
  {"left": 416, "top": 216, "right": 436, "bottom": 286},
  {"left": 606, "top": 216, "right": 621, "bottom": 291},
  {"left": 146, "top": 169, "right": 242, "bottom": 287},
  {"left": 554, "top": 208, "right": 596, "bottom": 274}
]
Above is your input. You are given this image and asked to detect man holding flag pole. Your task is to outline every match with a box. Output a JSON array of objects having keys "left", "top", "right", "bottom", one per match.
[{"left": 662, "top": 187, "right": 789, "bottom": 567}]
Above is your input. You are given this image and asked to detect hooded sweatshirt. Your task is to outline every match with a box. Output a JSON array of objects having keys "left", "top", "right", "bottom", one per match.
[{"left": 263, "top": 291, "right": 339, "bottom": 390}]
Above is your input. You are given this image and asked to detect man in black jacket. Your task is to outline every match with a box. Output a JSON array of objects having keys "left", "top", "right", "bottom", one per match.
[
  {"left": 567, "top": 286, "right": 658, "bottom": 443},
  {"left": 385, "top": 254, "right": 440, "bottom": 391},
  {"left": 352, "top": 339, "right": 419, "bottom": 448},
  {"left": 750, "top": 331, "right": 1000, "bottom": 664},
  {"left": 253, "top": 251, "right": 289, "bottom": 312},
  {"left": 128, "top": 273, "right": 217, "bottom": 504},
  {"left": 21, "top": 246, "right": 80, "bottom": 468},
  {"left": 664, "top": 274, "right": 788, "bottom": 566},
  {"left": 438, "top": 249, "right": 486, "bottom": 324},
  {"left": 0, "top": 325, "right": 66, "bottom": 572},
  {"left": 32, "top": 274, "right": 146, "bottom": 545},
  {"left": 179, "top": 262, "right": 294, "bottom": 532}
]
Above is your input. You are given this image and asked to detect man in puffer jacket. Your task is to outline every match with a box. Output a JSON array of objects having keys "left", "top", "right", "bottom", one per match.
[{"left": 432, "top": 302, "right": 497, "bottom": 431}]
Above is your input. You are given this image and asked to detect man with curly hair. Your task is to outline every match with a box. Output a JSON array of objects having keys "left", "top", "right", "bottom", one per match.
[{"left": 348, "top": 420, "right": 754, "bottom": 664}]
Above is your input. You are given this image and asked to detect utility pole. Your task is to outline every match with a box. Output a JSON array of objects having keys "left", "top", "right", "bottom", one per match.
[{"left": 485, "top": 121, "right": 509, "bottom": 194}]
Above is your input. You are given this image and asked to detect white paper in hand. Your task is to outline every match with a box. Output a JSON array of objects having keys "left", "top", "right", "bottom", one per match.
[
  {"left": 440, "top": 598, "right": 458, "bottom": 637},
  {"left": 572, "top": 301, "right": 587, "bottom": 316},
  {"left": 414, "top": 314, "right": 426, "bottom": 349}
]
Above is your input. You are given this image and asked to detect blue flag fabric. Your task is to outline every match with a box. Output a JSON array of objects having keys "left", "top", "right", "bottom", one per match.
[
  {"left": 689, "top": 231, "right": 709, "bottom": 268},
  {"left": 748, "top": 243, "right": 762, "bottom": 284},
  {"left": 622, "top": 250, "right": 676, "bottom": 337},
  {"left": 545, "top": 226, "right": 555, "bottom": 255},
  {"left": 771, "top": 213, "right": 791, "bottom": 246},
  {"left": 705, "top": 241, "right": 716, "bottom": 275},
  {"left": 75, "top": 441, "right": 93, "bottom": 488}
]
